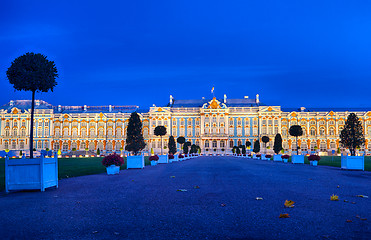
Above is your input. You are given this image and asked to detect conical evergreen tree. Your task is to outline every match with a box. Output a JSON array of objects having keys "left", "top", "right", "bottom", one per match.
[
  {"left": 168, "top": 136, "right": 177, "bottom": 154},
  {"left": 273, "top": 134, "right": 283, "bottom": 154},
  {"left": 253, "top": 140, "right": 260, "bottom": 153},
  {"left": 125, "top": 112, "right": 146, "bottom": 155},
  {"left": 340, "top": 113, "right": 365, "bottom": 156}
]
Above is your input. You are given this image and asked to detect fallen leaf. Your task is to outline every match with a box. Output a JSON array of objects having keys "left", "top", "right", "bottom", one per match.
[
  {"left": 330, "top": 194, "right": 339, "bottom": 201},
  {"left": 279, "top": 213, "right": 290, "bottom": 218},
  {"left": 356, "top": 195, "right": 369, "bottom": 198},
  {"left": 194, "top": 186, "right": 200, "bottom": 189},
  {"left": 221, "top": 203, "right": 226, "bottom": 207},
  {"left": 346, "top": 220, "right": 352, "bottom": 223},
  {"left": 284, "top": 200, "right": 295, "bottom": 208},
  {"left": 170, "top": 176, "right": 175, "bottom": 178},
  {"left": 360, "top": 218, "right": 367, "bottom": 221},
  {"left": 177, "top": 189, "right": 187, "bottom": 192},
  {"left": 256, "top": 197, "right": 263, "bottom": 200}
]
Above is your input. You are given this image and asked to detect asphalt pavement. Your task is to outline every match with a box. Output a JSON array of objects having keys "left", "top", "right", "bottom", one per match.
[{"left": 0, "top": 156, "right": 370, "bottom": 240}]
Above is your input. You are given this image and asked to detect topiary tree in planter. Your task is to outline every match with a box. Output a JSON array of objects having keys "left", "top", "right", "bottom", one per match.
[
  {"left": 97, "top": 148, "right": 100, "bottom": 156},
  {"left": 154, "top": 126, "right": 167, "bottom": 155},
  {"left": 246, "top": 140, "right": 251, "bottom": 149},
  {"left": 168, "top": 135, "right": 177, "bottom": 155},
  {"left": 183, "top": 141, "right": 191, "bottom": 154},
  {"left": 125, "top": 112, "right": 146, "bottom": 155},
  {"left": 190, "top": 144, "right": 198, "bottom": 154},
  {"left": 241, "top": 145, "right": 246, "bottom": 155},
  {"left": 273, "top": 133, "right": 283, "bottom": 154},
  {"left": 232, "top": 146, "right": 236, "bottom": 154},
  {"left": 236, "top": 147, "right": 241, "bottom": 155},
  {"left": 289, "top": 125, "right": 303, "bottom": 155},
  {"left": 177, "top": 136, "right": 185, "bottom": 153},
  {"left": 7, "top": 52, "right": 58, "bottom": 159},
  {"left": 261, "top": 136, "right": 270, "bottom": 153},
  {"left": 253, "top": 140, "right": 260, "bottom": 153},
  {"left": 340, "top": 113, "right": 365, "bottom": 156}
]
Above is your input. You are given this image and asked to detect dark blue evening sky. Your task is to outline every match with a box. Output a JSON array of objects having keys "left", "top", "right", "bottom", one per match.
[{"left": 1, "top": 0, "right": 371, "bottom": 109}]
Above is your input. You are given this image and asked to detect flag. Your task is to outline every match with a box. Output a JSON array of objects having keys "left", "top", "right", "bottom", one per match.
[{"left": 211, "top": 86, "right": 214, "bottom": 93}]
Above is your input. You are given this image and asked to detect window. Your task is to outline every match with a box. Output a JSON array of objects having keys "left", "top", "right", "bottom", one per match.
[
  {"left": 237, "top": 140, "right": 242, "bottom": 146},
  {"left": 329, "top": 128, "right": 335, "bottom": 136},
  {"left": 310, "top": 142, "right": 316, "bottom": 151},
  {"left": 237, "top": 127, "right": 242, "bottom": 136},
  {"left": 330, "top": 142, "right": 336, "bottom": 149},
  {"left": 212, "top": 140, "right": 217, "bottom": 148},
  {"left": 253, "top": 119, "right": 258, "bottom": 126},
  {"left": 81, "top": 129, "right": 87, "bottom": 137},
  {"left": 253, "top": 128, "right": 258, "bottom": 136},
  {"left": 62, "top": 142, "right": 68, "bottom": 151},
  {"left": 261, "top": 127, "right": 266, "bottom": 134},
  {"left": 106, "top": 142, "right": 113, "bottom": 151},
  {"left": 115, "top": 142, "right": 121, "bottom": 151},
  {"left": 21, "top": 129, "right": 26, "bottom": 136},
  {"left": 320, "top": 128, "right": 325, "bottom": 136},
  {"left": 5, "top": 129, "right": 10, "bottom": 137},
  {"left": 310, "top": 128, "right": 316, "bottom": 136},
  {"left": 229, "top": 127, "right": 234, "bottom": 136},
  {"left": 5, "top": 121, "right": 10, "bottom": 127},
  {"left": 212, "top": 117, "right": 217, "bottom": 123},
  {"left": 268, "top": 127, "right": 273, "bottom": 135},
  {"left": 237, "top": 119, "right": 242, "bottom": 126},
  {"left": 179, "top": 128, "right": 185, "bottom": 136},
  {"left": 205, "top": 140, "right": 209, "bottom": 148},
  {"left": 13, "top": 121, "right": 18, "bottom": 127},
  {"left": 310, "top": 120, "right": 316, "bottom": 125},
  {"left": 98, "top": 129, "right": 104, "bottom": 137},
  {"left": 282, "top": 128, "right": 287, "bottom": 136},
  {"left": 63, "top": 128, "right": 69, "bottom": 136},
  {"left": 71, "top": 142, "right": 77, "bottom": 150},
  {"left": 283, "top": 142, "right": 289, "bottom": 151},
  {"left": 4, "top": 141, "right": 9, "bottom": 149},
  {"left": 274, "top": 126, "right": 279, "bottom": 134},
  {"left": 13, "top": 129, "right": 17, "bottom": 136},
  {"left": 320, "top": 142, "right": 327, "bottom": 152},
  {"left": 80, "top": 142, "right": 86, "bottom": 150},
  {"left": 262, "top": 119, "right": 267, "bottom": 125},
  {"left": 97, "top": 142, "right": 104, "bottom": 150},
  {"left": 90, "top": 128, "right": 95, "bottom": 136},
  {"left": 300, "top": 120, "right": 306, "bottom": 125},
  {"left": 11, "top": 141, "right": 16, "bottom": 149},
  {"left": 196, "top": 119, "right": 200, "bottom": 125},
  {"left": 220, "top": 140, "right": 225, "bottom": 148},
  {"left": 195, "top": 140, "right": 199, "bottom": 146},
  {"left": 38, "top": 128, "right": 42, "bottom": 137},
  {"left": 229, "top": 140, "right": 234, "bottom": 148},
  {"left": 245, "top": 127, "right": 250, "bottom": 136},
  {"left": 173, "top": 119, "right": 177, "bottom": 126},
  {"left": 21, "top": 121, "right": 26, "bottom": 127},
  {"left": 291, "top": 143, "right": 297, "bottom": 151},
  {"left": 274, "top": 119, "right": 278, "bottom": 125},
  {"left": 180, "top": 119, "right": 185, "bottom": 125},
  {"left": 329, "top": 120, "right": 335, "bottom": 125},
  {"left": 301, "top": 143, "right": 307, "bottom": 151},
  {"left": 172, "top": 127, "right": 177, "bottom": 136},
  {"left": 268, "top": 119, "right": 272, "bottom": 125},
  {"left": 54, "top": 142, "right": 60, "bottom": 150},
  {"left": 319, "top": 120, "right": 325, "bottom": 125},
  {"left": 37, "top": 141, "right": 42, "bottom": 149},
  {"left": 89, "top": 142, "right": 95, "bottom": 150},
  {"left": 20, "top": 141, "right": 25, "bottom": 149}
]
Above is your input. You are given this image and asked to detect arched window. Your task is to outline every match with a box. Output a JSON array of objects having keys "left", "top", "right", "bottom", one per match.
[
  {"left": 310, "top": 142, "right": 316, "bottom": 151},
  {"left": 12, "top": 141, "right": 17, "bottom": 149},
  {"left": 283, "top": 142, "right": 289, "bottom": 151},
  {"left": 220, "top": 140, "right": 225, "bottom": 148},
  {"left": 89, "top": 142, "right": 95, "bottom": 150},
  {"left": 54, "top": 142, "right": 60, "bottom": 150},
  {"left": 63, "top": 128, "right": 69, "bottom": 136},
  {"left": 106, "top": 142, "right": 113, "bottom": 151},
  {"left": 115, "top": 142, "right": 121, "bottom": 151},
  {"left": 97, "top": 142, "right": 104, "bottom": 150},
  {"left": 229, "top": 140, "right": 234, "bottom": 148},
  {"left": 62, "top": 142, "right": 69, "bottom": 151},
  {"left": 205, "top": 140, "right": 209, "bottom": 148},
  {"left": 329, "top": 128, "right": 335, "bottom": 136},
  {"left": 310, "top": 128, "right": 316, "bottom": 136},
  {"left": 320, "top": 142, "right": 327, "bottom": 152},
  {"left": 80, "top": 142, "right": 86, "bottom": 150},
  {"left": 71, "top": 142, "right": 77, "bottom": 150},
  {"left": 4, "top": 141, "right": 9, "bottom": 149},
  {"left": 301, "top": 143, "right": 307, "bottom": 151},
  {"left": 212, "top": 140, "right": 217, "bottom": 148},
  {"left": 90, "top": 128, "right": 95, "bottom": 136},
  {"left": 20, "top": 141, "right": 25, "bottom": 149},
  {"left": 320, "top": 128, "right": 325, "bottom": 136},
  {"left": 237, "top": 140, "right": 242, "bottom": 146},
  {"left": 330, "top": 142, "right": 336, "bottom": 149},
  {"left": 195, "top": 140, "right": 199, "bottom": 146},
  {"left": 13, "top": 129, "right": 17, "bottom": 136},
  {"left": 21, "top": 129, "right": 26, "bottom": 136}
]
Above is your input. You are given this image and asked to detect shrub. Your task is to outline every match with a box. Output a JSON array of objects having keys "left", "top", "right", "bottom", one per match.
[
  {"left": 149, "top": 155, "right": 159, "bottom": 161},
  {"left": 308, "top": 155, "right": 321, "bottom": 161},
  {"left": 265, "top": 154, "right": 272, "bottom": 158},
  {"left": 179, "top": 154, "right": 184, "bottom": 158},
  {"left": 101, "top": 153, "right": 124, "bottom": 167},
  {"left": 281, "top": 154, "right": 290, "bottom": 159},
  {"left": 168, "top": 154, "right": 174, "bottom": 159}
]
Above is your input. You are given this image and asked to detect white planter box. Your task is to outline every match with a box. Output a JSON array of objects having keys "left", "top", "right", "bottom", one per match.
[
  {"left": 5, "top": 154, "right": 58, "bottom": 193},
  {"left": 106, "top": 165, "right": 120, "bottom": 174},
  {"left": 127, "top": 155, "right": 145, "bottom": 169},
  {"left": 173, "top": 155, "right": 179, "bottom": 161},
  {"left": 158, "top": 155, "right": 169, "bottom": 164},
  {"left": 273, "top": 155, "right": 283, "bottom": 161},
  {"left": 150, "top": 161, "right": 158, "bottom": 166},
  {"left": 292, "top": 155, "right": 304, "bottom": 164},
  {"left": 341, "top": 155, "right": 364, "bottom": 170}
]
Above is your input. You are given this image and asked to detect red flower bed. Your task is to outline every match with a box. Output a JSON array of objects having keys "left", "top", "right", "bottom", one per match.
[
  {"left": 265, "top": 154, "right": 272, "bottom": 158},
  {"left": 256, "top": 154, "right": 261, "bottom": 158},
  {"left": 179, "top": 154, "right": 184, "bottom": 158},
  {"left": 101, "top": 153, "right": 124, "bottom": 167},
  {"left": 149, "top": 155, "right": 159, "bottom": 161},
  {"left": 308, "top": 154, "right": 320, "bottom": 161},
  {"left": 168, "top": 154, "right": 174, "bottom": 159},
  {"left": 281, "top": 154, "right": 290, "bottom": 159}
]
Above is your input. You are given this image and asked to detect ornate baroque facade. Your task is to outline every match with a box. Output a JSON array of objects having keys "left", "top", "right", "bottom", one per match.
[{"left": 1, "top": 95, "right": 371, "bottom": 155}]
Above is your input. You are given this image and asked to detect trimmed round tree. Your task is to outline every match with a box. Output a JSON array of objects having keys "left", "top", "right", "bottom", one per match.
[
  {"left": 125, "top": 112, "right": 146, "bottom": 155},
  {"left": 340, "top": 113, "right": 365, "bottom": 156},
  {"left": 273, "top": 133, "right": 283, "bottom": 154},
  {"left": 253, "top": 140, "right": 260, "bottom": 153},
  {"left": 154, "top": 126, "right": 167, "bottom": 155},
  {"left": 177, "top": 136, "right": 186, "bottom": 153},
  {"left": 190, "top": 144, "right": 198, "bottom": 154},
  {"left": 168, "top": 135, "right": 177, "bottom": 155},
  {"left": 6, "top": 52, "right": 58, "bottom": 158},
  {"left": 289, "top": 125, "right": 303, "bottom": 155},
  {"left": 246, "top": 140, "right": 251, "bottom": 148},
  {"left": 183, "top": 141, "right": 191, "bottom": 154},
  {"left": 241, "top": 145, "right": 246, "bottom": 155},
  {"left": 261, "top": 136, "right": 270, "bottom": 153}
]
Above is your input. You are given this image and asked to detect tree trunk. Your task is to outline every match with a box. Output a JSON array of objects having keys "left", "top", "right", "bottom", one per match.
[
  {"left": 30, "top": 90, "right": 35, "bottom": 159},
  {"left": 161, "top": 136, "right": 163, "bottom": 155},
  {"left": 296, "top": 136, "right": 299, "bottom": 155}
]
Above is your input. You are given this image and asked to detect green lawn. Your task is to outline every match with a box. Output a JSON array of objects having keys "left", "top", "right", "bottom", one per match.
[{"left": 0, "top": 156, "right": 150, "bottom": 191}]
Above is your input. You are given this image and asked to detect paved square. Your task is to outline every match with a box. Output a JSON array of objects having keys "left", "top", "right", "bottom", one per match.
[{"left": 0, "top": 157, "right": 370, "bottom": 239}]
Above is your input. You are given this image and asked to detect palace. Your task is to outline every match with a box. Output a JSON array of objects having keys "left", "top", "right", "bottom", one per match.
[{"left": 1, "top": 94, "right": 371, "bottom": 155}]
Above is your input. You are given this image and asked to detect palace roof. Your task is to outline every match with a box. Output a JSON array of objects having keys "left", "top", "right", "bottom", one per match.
[
  {"left": 1, "top": 100, "right": 53, "bottom": 112},
  {"left": 170, "top": 97, "right": 259, "bottom": 108}
]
